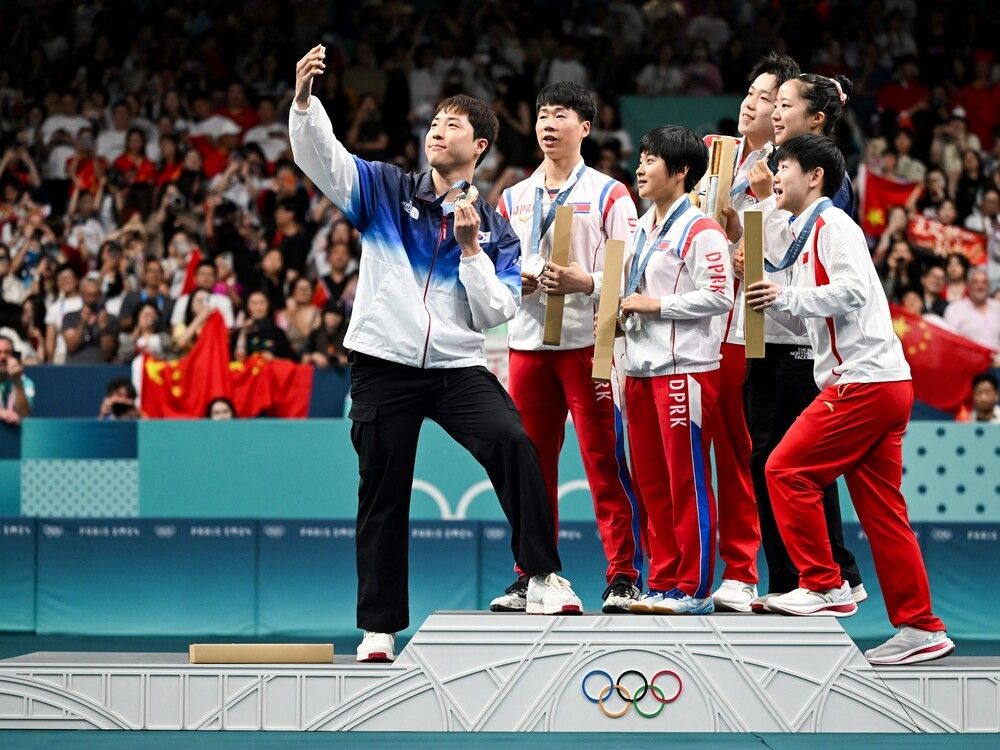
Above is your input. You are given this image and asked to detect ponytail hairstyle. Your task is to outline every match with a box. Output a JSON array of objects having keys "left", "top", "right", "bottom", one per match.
[{"left": 795, "top": 74, "right": 853, "bottom": 135}]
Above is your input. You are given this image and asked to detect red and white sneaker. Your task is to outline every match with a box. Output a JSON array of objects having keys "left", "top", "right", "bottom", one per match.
[
  {"left": 357, "top": 631, "right": 395, "bottom": 662},
  {"left": 767, "top": 582, "right": 857, "bottom": 617},
  {"left": 526, "top": 573, "right": 583, "bottom": 615},
  {"left": 865, "top": 627, "right": 955, "bottom": 665}
]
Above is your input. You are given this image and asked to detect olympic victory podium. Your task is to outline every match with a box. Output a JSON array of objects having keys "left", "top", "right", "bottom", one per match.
[{"left": 1, "top": 611, "right": 996, "bottom": 733}]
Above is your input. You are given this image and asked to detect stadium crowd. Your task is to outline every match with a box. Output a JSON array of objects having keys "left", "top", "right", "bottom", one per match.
[{"left": 0, "top": 1, "right": 996, "bottom": 391}]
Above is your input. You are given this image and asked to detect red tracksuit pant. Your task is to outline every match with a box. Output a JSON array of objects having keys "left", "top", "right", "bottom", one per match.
[
  {"left": 766, "top": 380, "right": 945, "bottom": 631},
  {"left": 509, "top": 347, "right": 642, "bottom": 583},
  {"left": 625, "top": 371, "right": 719, "bottom": 598},
  {"left": 715, "top": 342, "right": 760, "bottom": 583}
]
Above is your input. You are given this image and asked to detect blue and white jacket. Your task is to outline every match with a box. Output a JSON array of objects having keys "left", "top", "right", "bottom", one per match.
[{"left": 290, "top": 97, "right": 522, "bottom": 368}]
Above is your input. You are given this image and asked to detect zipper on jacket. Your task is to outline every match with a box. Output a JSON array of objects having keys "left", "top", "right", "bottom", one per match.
[{"left": 420, "top": 215, "right": 448, "bottom": 367}]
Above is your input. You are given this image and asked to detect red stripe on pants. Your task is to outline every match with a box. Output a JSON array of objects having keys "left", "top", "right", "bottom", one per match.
[
  {"left": 509, "top": 347, "right": 640, "bottom": 583},
  {"left": 714, "top": 342, "right": 760, "bottom": 583},
  {"left": 766, "top": 380, "right": 945, "bottom": 631},
  {"left": 625, "top": 371, "right": 719, "bottom": 596}
]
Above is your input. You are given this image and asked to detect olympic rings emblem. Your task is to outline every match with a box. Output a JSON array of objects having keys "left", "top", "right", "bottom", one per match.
[{"left": 581, "top": 669, "right": 683, "bottom": 719}]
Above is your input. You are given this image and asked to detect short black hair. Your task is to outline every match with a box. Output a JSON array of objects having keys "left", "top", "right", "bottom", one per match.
[
  {"left": 435, "top": 94, "right": 500, "bottom": 167},
  {"left": 778, "top": 134, "right": 846, "bottom": 198},
  {"left": 205, "top": 397, "right": 237, "bottom": 418},
  {"left": 535, "top": 82, "right": 598, "bottom": 126},
  {"left": 793, "top": 74, "right": 854, "bottom": 135},
  {"left": 196, "top": 259, "right": 216, "bottom": 273},
  {"left": 973, "top": 372, "right": 998, "bottom": 391},
  {"left": 639, "top": 126, "right": 708, "bottom": 192},
  {"left": 748, "top": 52, "right": 801, "bottom": 89},
  {"left": 106, "top": 376, "right": 137, "bottom": 399}
]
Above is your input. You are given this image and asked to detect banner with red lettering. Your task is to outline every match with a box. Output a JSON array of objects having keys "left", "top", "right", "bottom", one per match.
[{"left": 907, "top": 215, "right": 988, "bottom": 265}]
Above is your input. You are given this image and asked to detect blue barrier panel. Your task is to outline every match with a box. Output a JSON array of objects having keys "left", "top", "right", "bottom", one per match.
[
  {"left": 0, "top": 518, "right": 35, "bottom": 631},
  {"left": 308, "top": 367, "right": 351, "bottom": 418},
  {"left": 36, "top": 518, "right": 256, "bottom": 636},
  {"left": 922, "top": 522, "right": 1000, "bottom": 640},
  {"left": 138, "top": 420, "right": 356, "bottom": 518},
  {"left": 258, "top": 519, "right": 477, "bottom": 638},
  {"left": 24, "top": 365, "right": 131, "bottom": 418},
  {"left": 257, "top": 519, "right": 357, "bottom": 637},
  {"left": 21, "top": 419, "right": 137, "bottom": 460}
]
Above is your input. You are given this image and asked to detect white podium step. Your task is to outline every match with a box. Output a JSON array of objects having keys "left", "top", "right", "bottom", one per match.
[{"left": 0, "top": 612, "right": 996, "bottom": 733}]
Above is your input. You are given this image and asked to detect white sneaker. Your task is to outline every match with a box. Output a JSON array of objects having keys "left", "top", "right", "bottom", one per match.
[
  {"left": 489, "top": 575, "right": 528, "bottom": 612},
  {"left": 865, "top": 627, "right": 955, "bottom": 666},
  {"left": 712, "top": 580, "right": 758, "bottom": 613},
  {"left": 651, "top": 588, "right": 714, "bottom": 615},
  {"left": 767, "top": 581, "right": 857, "bottom": 618},
  {"left": 852, "top": 583, "right": 868, "bottom": 603},
  {"left": 601, "top": 574, "right": 641, "bottom": 613},
  {"left": 356, "top": 631, "right": 395, "bottom": 663},
  {"left": 526, "top": 573, "right": 583, "bottom": 615},
  {"left": 629, "top": 589, "right": 670, "bottom": 614}
]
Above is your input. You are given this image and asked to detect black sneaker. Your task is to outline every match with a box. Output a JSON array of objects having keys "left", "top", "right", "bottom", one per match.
[
  {"left": 601, "top": 574, "right": 641, "bottom": 613},
  {"left": 490, "top": 575, "right": 529, "bottom": 612}
]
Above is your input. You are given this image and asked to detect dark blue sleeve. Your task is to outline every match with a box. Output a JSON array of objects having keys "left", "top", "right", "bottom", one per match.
[
  {"left": 488, "top": 212, "right": 522, "bottom": 299},
  {"left": 833, "top": 173, "right": 855, "bottom": 218}
]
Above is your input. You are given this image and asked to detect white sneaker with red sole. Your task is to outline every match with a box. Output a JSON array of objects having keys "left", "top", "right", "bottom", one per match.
[
  {"left": 526, "top": 573, "right": 583, "bottom": 615},
  {"left": 767, "top": 581, "right": 857, "bottom": 617},
  {"left": 357, "top": 631, "right": 395, "bottom": 662},
  {"left": 865, "top": 627, "right": 956, "bottom": 665}
]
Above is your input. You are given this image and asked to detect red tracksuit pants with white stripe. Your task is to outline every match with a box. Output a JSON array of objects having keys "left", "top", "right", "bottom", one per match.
[
  {"left": 625, "top": 371, "right": 719, "bottom": 598},
  {"left": 766, "top": 380, "right": 946, "bottom": 631},
  {"left": 509, "top": 347, "right": 643, "bottom": 584},
  {"left": 715, "top": 342, "right": 760, "bottom": 583}
]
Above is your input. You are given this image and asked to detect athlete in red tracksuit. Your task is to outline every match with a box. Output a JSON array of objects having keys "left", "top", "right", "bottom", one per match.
[
  {"left": 490, "top": 82, "right": 642, "bottom": 614},
  {"left": 618, "top": 126, "right": 733, "bottom": 615},
  {"left": 747, "top": 134, "right": 953, "bottom": 666}
]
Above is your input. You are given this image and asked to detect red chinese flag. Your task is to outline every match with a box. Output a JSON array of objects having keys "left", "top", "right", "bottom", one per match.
[
  {"left": 860, "top": 167, "right": 921, "bottom": 238},
  {"left": 230, "top": 354, "right": 314, "bottom": 418},
  {"left": 140, "top": 311, "right": 233, "bottom": 417},
  {"left": 180, "top": 248, "right": 204, "bottom": 296},
  {"left": 890, "top": 304, "right": 994, "bottom": 414}
]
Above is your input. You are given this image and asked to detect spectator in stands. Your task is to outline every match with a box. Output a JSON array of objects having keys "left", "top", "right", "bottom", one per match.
[
  {"left": 232, "top": 289, "right": 292, "bottom": 361},
  {"left": 918, "top": 169, "right": 949, "bottom": 217},
  {"left": 543, "top": 38, "right": 589, "bottom": 87},
  {"left": 966, "top": 373, "right": 1000, "bottom": 424},
  {"left": 316, "top": 240, "right": 358, "bottom": 314},
  {"left": 272, "top": 197, "right": 310, "bottom": 279},
  {"left": 0, "top": 334, "right": 32, "bottom": 424},
  {"left": 0, "top": 244, "right": 26, "bottom": 305},
  {"left": 683, "top": 40, "right": 723, "bottom": 96},
  {"left": 899, "top": 288, "right": 924, "bottom": 317},
  {"left": 118, "top": 301, "right": 169, "bottom": 361},
  {"left": 172, "top": 288, "right": 214, "bottom": 354},
  {"left": 956, "top": 148, "right": 989, "bottom": 221},
  {"left": 170, "top": 260, "right": 235, "bottom": 330},
  {"left": 944, "top": 254, "right": 971, "bottom": 302},
  {"left": 96, "top": 101, "right": 131, "bottom": 163},
  {"left": 44, "top": 263, "right": 83, "bottom": 363},
  {"left": 880, "top": 239, "right": 921, "bottom": 303},
  {"left": 206, "top": 397, "right": 236, "bottom": 420},
  {"left": 282, "top": 276, "right": 321, "bottom": 358},
  {"left": 932, "top": 109, "right": 982, "bottom": 189},
  {"left": 19, "top": 297, "right": 44, "bottom": 363},
  {"left": 62, "top": 277, "right": 118, "bottom": 363},
  {"left": 111, "top": 127, "right": 156, "bottom": 188},
  {"left": 965, "top": 188, "right": 1000, "bottom": 290},
  {"left": 944, "top": 268, "right": 1000, "bottom": 365},
  {"left": 591, "top": 101, "right": 633, "bottom": 170},
  {"left": 98, "top": 376, "right": 139, "bottom": 420},
  {"left": 243, "top": 97, "right": 289, "bottom": 165},
  {"left": 891, "top": 128, "right": 926, "bottom": 184},
  {"left": 256, "top": 248, "right": 287, "bottom": 313},
  {"left": 119, "top": 258, "right": 172, "bottom": 333},
  {"left": 920, "top": 265, "right": 948, "bottom": 316},
  {"left": 302, "top": 298, "right": 350, "bottom": 369},
  {"left": 637, "top": 44, "right": 683, "bottom": 97},
  {"left": 345, "top": 93, "right": 390, "bottom": 163}
]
